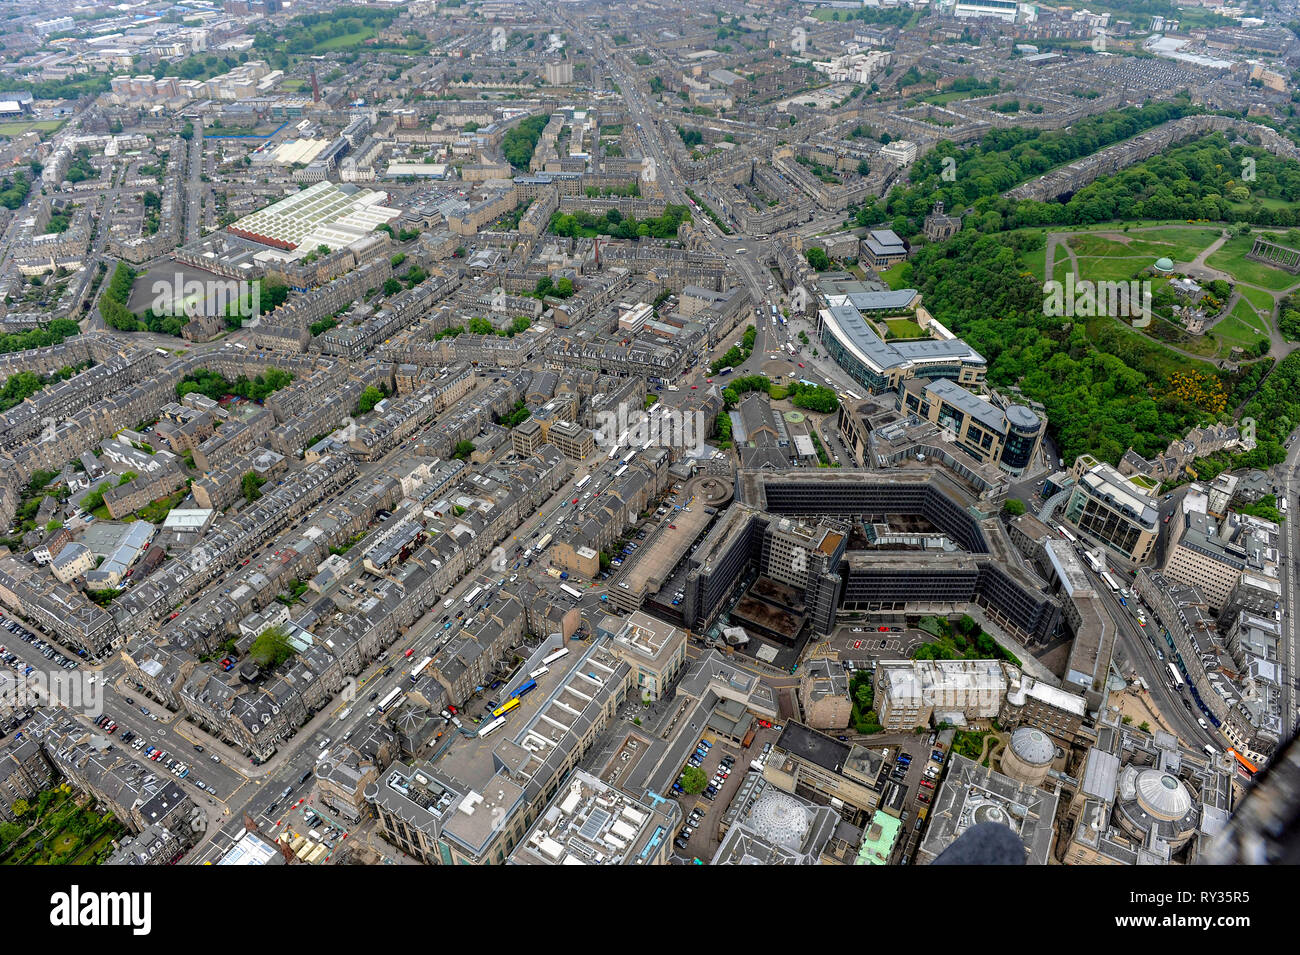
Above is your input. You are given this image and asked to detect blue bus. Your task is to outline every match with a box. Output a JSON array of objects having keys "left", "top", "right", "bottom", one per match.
[{"left": 515, "top": 679, "right": 538, "bottom": 698}]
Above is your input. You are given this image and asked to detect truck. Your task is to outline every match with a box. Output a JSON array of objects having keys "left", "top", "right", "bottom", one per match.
[{"left": 546, "top": 567, "right": 562, "bottom": 578}]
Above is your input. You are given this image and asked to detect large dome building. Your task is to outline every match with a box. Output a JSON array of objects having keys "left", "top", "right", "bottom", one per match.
[
  {"left": 1001, "top": 727, "right": 1055, "bottom": 787},
  {"left": 1114, "top": 766, "right": 1200, "bottom": 850}
]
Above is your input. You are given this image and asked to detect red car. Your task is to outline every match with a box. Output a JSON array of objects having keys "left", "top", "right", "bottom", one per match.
[
  {"left": 572, "top": 498, "right": 579, "bottom": 504},
  {"left": 668, "top": 524, "right": 676, "bottom": 529},
  {"left": 918, "top": 792, "right": 930, "bottom": 804},
  {"left": 690, "top": 385, "right": 697, "bottom": 389},
  {"left": 797, "top": 363, "right": 804, "bottom": 368},
  {"left": 920, "top": 779, "right": 935, "bottom": 789},
  {"left": 404, "top": 648, "right": 414, "bottom": 658}
]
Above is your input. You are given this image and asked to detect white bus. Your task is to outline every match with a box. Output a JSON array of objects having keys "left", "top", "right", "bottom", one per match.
[
  {"left": 463, "top": 586, "right": 483, "bottom": 606},
  {"left": 536, "top": 533, "right": 552, "bottom": 551},
  {"left": 479, "top": 716, "right": 507, "bottom": 738},
  {"left": 844, "top": 390, "right": 862, "bottom": 401},
  {"left": 409, "top": 656, "right": 432, "bottom": 682},
  {"left": 1058, "top": 527, "right": 1077, "bottom": 544},
  {"left": 575, "top": 475, "right": 592, "bottom": 491},
  {"left": 541, "top": 647, "right": 570, "bottom": 666},
  {"left": 1168, "top": 663, "right": 1184, "bottom": 689},
  {"left": 377, "top": 687, "right": 404, "bottom": 712},
  {"left": 607, "top": 444, "right": 621, "bottom": 459},
  {"left": 1100, "top": 572, "right": 1120, "bottom": 594},
  {"left": 560, "top": 583, "right": 583, "bottom": 600},
  {"left": 529, "top": 665, "right": 549, "bottom": 679},
  {"left": 1083, "top": 551, "right": 1103, "bottom": 574}
]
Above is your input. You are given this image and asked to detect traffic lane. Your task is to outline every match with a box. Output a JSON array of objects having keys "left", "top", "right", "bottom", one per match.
[{"left": 1106, "top": 590, "right": 1209, "bottom": 746}]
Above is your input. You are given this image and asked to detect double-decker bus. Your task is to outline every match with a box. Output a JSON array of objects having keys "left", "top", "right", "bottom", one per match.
[{"left": 377, "top": 686, "right": 405, "bottom": 712}]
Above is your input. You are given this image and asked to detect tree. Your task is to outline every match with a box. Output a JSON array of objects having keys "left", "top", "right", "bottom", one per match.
[
  {"left": 249, "top": 626, "right": 294, "bottom": 669},
  {"left": 382, "top": 278, "right": 402, "bottom": 297},
  {"left": 356, "top": 385, "right": 386, "bottom": 415},
  {"left": 241, "top": 471, "right": 266, "bottom": 503},
  {"left": 679, "top": 765, "right": 708, "bottom": 794},
  {"left": 805, "top": 247, "right": 831, "bottom": 271},
  {"left": 1002, "top": 498, "right": 1026, "bottom": 516},
  {"left": 452, "top": 440, "right": 476, "bottom": 460}
]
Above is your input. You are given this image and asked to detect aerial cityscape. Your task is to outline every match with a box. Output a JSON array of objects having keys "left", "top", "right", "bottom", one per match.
[{"left": 0, "top": 0, "right": 1297, "bottom": 879}]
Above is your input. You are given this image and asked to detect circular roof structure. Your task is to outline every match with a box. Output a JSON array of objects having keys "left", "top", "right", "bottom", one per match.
[
  {"left": 783, "top": 411, "right": 806, "bottom": 424},
  {"left": 1135, "top": 770, "right": 1193, "bottom": 822},
  {"left": 747, "top": 790, "right": 810, "bottom": 849},
  {"left": 973, "top": 803, "right": 1012, "bottom": 828},
  {"left": 1005, "top": 405, "right": 1040, "bottom": 431},
  {"left": 1154, "top": 257, "right": 1175, "bottom": 272},
  {"left": 1009, "top": 727, "right": 1055, "bottom": 766}
]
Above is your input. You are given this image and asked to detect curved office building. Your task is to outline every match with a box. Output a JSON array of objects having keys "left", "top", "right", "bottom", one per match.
[
  {"left": 1001, "top": 405, "right": 1043, "bottom": 475},
  {"left": 818, "top": 303, "right": 987, "bottom": 396}
]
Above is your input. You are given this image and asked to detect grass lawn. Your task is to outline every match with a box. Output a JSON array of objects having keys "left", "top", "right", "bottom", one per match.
[
  {"left": 0, "top": 119, "right": 65, "bottom": 137},
  {"left": 1238, "top": 284, "right": 1277, "bottom": 314},
  {"left": 1212, "top": 300, "right": 1270, "bottom": 352},
  {"left": 877, "top": 261, "right": 912, "bottom": 289},
  {"left": 1020, "top": 242, "right": 1047, "bottom": 281},
  {"left": 884, "top": 317, "right": 925, "bottom": 339},
  {"left": 311, "top": 28, "right": 376, "bottom": 51},
  {"left": 1206, "top": 233, "right": 1300, "bottom": 291}
]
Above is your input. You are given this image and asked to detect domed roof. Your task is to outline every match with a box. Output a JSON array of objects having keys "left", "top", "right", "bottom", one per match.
[
  {"left": 747, "top": 790, "right": 810, "bottom": 849},
  {"left": 1154, "top": 257, "right": 1175, "bottom": 272},
  {"left": 1009, "top": 727, "right": 1054, "bottom": 766},
  {"left": 1135, "top": 769, "right": 1193, "bottom": 821},
  {"left": 1005, "top": 405, "right": 1040, "bottom": 430},
  {"left": 973, "top": 803, "right": 1012, "bottom": 827}
]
